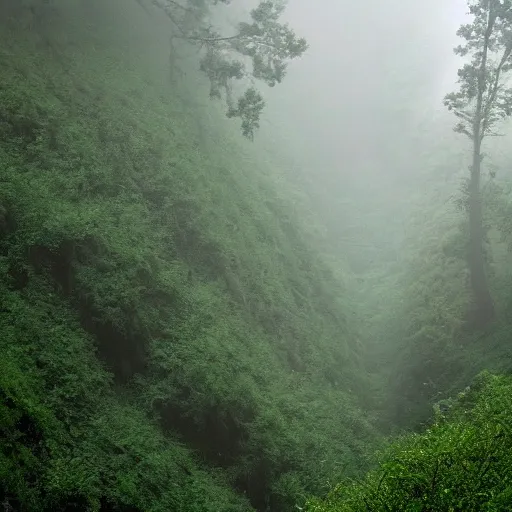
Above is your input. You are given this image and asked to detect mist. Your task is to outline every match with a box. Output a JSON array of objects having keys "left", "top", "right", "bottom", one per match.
[
  {"left": 3, "top": 0, "right": 512, "bottom": 510},
  {"left": 255, "top": 0, "right": 475, "bottom": 272},
  {"left": 271, "top": 0, "right": 467, "bottom": 166}
]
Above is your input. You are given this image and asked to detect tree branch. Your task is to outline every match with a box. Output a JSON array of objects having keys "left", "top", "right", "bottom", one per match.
[
  {"left": 482, "top": 43, "right": 512, "bottom": 136},
  {"left": 474, "top": 6, "right": 498, "bottom": 143},
  {"left": 176, "top": 33, "right": 241, "bottom": 43}
]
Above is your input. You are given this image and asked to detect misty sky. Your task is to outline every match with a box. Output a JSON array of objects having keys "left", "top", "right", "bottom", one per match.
[
  {"left": 268, "top": 0, "right": 470, "bottom": 167},
  {"left": 256, "top": 0, "right": 474, "bottom": 269}
]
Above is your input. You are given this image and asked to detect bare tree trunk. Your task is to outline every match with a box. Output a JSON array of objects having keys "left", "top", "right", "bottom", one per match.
[
  {"left": 468, "top": 154, "right": 494, "bottom": 326},
  {"left": 465, "top": 8, "right": 496, "bottom": 328},
  {"left": 468, "top": 124, "right": 494, "bottom": 327}
]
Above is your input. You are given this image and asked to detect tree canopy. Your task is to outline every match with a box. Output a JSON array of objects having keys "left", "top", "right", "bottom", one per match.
[
  {"left": 444, "top": 0, "right": 512, "bottom": 326},
  {"left": 150, "top": 0, "right": 308, "bottom": 138}
]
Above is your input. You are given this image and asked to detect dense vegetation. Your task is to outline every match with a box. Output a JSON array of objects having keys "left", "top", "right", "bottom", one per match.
[
  {"left": 307, "top": 371, "right": 512, "bottom": 511},
  {"left": 4, "top": 0, "right": 512, "bottom": 511},
  {"left": 0, "top": 1, "right": 376, "bottom": 510},
  {"left": 305, "top": 0, "right": 512, "bottom": 509}
]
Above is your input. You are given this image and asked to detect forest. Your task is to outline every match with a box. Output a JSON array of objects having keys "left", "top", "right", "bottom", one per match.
[{"left": 2, "top": 0, "right": 512, "bottom": 511}]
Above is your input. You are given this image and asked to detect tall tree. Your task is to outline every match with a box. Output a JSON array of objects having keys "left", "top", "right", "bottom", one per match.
[
  {"left": 146, "top": 0, "right": 308, "bottom": 139},
  {"left": 444, "top": 0, "right": 512, "bottom": 327},
  {"left": 17, "top": 0, "right": 305, "bottom": 139}
]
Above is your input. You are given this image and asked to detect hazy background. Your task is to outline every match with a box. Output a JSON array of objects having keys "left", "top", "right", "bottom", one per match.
[{"left": 251, "top": 0, "right": 474, "bottom": 273}]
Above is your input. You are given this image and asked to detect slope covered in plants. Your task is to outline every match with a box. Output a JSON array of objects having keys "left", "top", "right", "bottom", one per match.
[
  {"left": 306, "top": 371, "right": 512, "bottom": 512},
  {"left": 0, "top": 1, "right": 378, "bottom": 510}
]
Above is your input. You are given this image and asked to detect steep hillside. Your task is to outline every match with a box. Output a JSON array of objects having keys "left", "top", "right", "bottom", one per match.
[
  {"left": 307, "top": 371, "right": 512, "bottom": 511},
  {"left": 356, "top": 172, "right": 512, "bottom": 432},
  {"left": 304, "top": 121, "right": 512, "bottom": 512},
  {"left": 0, "top": 1, "right": 378, "bottom": 510}
]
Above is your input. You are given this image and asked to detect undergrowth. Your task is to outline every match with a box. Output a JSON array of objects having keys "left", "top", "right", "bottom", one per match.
[{"left": 0, "top": 1, "right": 378, "bottom": 510}]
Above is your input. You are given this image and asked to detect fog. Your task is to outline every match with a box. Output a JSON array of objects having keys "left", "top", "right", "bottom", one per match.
[
  {"left": 277, "top": 0, "right": 466, "bottom": 141},
  {"left": 255, "top": 0, "right": 473, "bottom": 272},
  {"left": 4, "top": 1, "right": 512, "bottom": 509}
]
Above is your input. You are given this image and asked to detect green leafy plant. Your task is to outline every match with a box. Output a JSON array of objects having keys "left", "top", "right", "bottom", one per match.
[
  {"left": 150, "top": 0, "right": 308, "bottom": 138},
  {"left": 444, "top": 0, "right": 512, "bottom": 327},
  {"left": 306, "top": 371, "right": 512, "bottom": 512}
]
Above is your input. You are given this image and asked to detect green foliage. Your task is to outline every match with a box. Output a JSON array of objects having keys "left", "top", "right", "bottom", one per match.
[
  {"left": 0, "top": 2, "right": 376, "bottom": 510},
  {"left": 306, "top": 371, "right": 512, "bottom": 512},
  {"left": 442, "top": 0, "right": 512, "bottom": 326},
  {"left": 356, "top": 200, "right": 472, "bottom": 430},
  {"left": 390, "top": 220, "right": 469, "bottom": 418},
  {"left": 361, "top": 163, "right": 512, "bottom": 430},
  {"left": 152, "top": 0, "right": 308, "bottom": 137},
  {"left": 0, "top": 279, "right": 252, "bottom": 512},
  {"left": 444, "top": 0, "right": 512, "bottom": 141},
  {"left": 226, "top": 87, "right": 265, "bottom": 140}
]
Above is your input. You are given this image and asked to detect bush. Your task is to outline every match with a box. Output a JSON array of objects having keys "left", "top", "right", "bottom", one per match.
[{"left": 307, "top": 371, "right": 512, "bottom": 512}]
